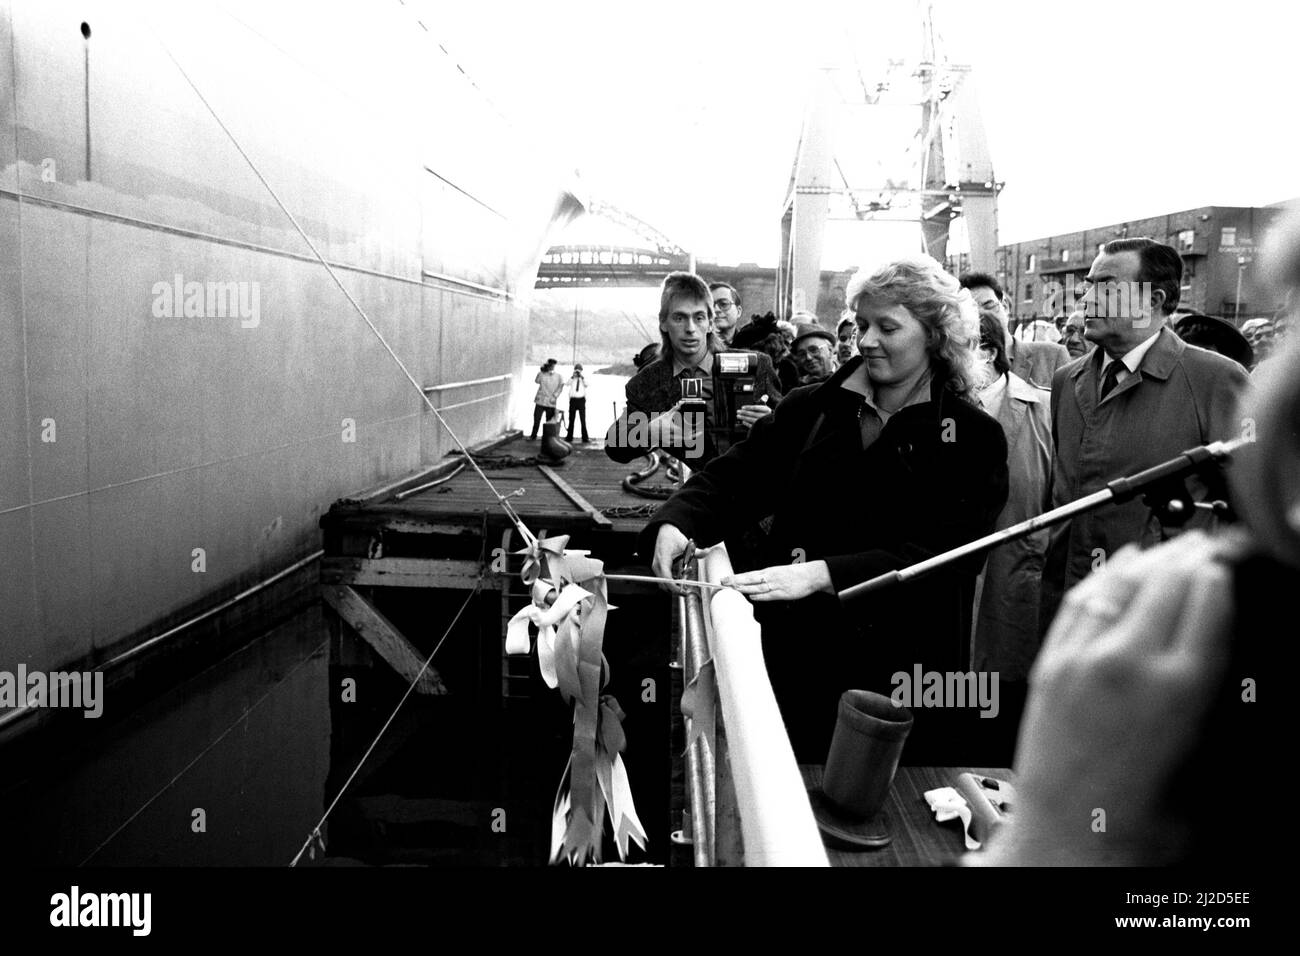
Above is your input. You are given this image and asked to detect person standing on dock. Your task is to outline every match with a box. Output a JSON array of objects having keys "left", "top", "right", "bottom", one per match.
[
  {"left": 565, "top": 364, "right": 590, "bottom": 443},
  {"left": 529, "top": 358, "right": 565, "bottom": 440}
]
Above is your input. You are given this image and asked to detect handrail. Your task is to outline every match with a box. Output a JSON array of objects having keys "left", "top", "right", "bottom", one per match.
[
  {"left": 422, "top": 373, "right": 514, "bottom": 393},
  {"left": 696, "top": 545, "right": 829, "bottom": 867}
]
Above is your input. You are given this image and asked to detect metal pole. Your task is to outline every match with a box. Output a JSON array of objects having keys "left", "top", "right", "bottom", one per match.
[
  {"left": 1236, "top": 257, "right": 1246, "bottom": 323},
  {"left": 839, "top": 438, "right": 1246, "bottom": 602}
]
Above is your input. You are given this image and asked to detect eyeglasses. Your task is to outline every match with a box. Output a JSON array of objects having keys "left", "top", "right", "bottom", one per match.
[{"left": 713, "top": 299, "right": 734, "bottom": 311}]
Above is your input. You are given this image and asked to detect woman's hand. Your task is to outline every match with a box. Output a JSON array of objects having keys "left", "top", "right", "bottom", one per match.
[
  {"left": 977, "top": 532, "right": 1235, "bottom": 866},
  {"left": 651, "top": 523, "right": 692, "bottom": 594},
  {"left": 722, "top": 560, "right": 833, "bottom": 601}
]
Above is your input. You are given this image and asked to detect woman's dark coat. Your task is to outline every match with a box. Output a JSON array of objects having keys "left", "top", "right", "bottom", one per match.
[{"left": 641, "top": 356, "right": 1009, "bottom": 763}]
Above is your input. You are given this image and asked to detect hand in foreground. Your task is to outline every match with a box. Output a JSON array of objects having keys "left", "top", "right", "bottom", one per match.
[
  {"left": 735, "top": 404, "right": 773, "bottom": 428},
  {"left": 651, "top": 524, "right": 692, "bottom": 594},
  {"left": 721, "top": 560, "right": 833, "bottom": 601},
  {"left": 976, "top": 533, "right": 1234, "bottom": 866}
]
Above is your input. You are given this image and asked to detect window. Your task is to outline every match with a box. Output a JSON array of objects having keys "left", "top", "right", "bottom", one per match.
[
  {"left": 1024, "top": 282, "right": 1033, "bottom": 302},
  {"left": 1221, "top": 226, "right": 1236, "bottom": 247},
  {"left": 1061, "top": 249, "right": 1070, "bottom": 263},
  {"left": 1178, "top": 229, "right": 1195, "bottom": 251},
  {"left": 1097, "top": 242, "right": 1106, "bottom": 254},
  {"left": 1026, "top": 254, "right": 1036, "bottom": 272}
]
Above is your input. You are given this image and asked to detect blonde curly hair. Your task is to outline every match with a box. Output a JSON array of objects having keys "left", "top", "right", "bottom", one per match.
[{"left": 846, "top": 254, "right": 987, "bottom": 400}]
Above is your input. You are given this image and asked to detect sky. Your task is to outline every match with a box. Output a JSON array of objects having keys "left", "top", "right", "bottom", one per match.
[{"left": 413, "top": 0, "right": 1297, "bottom": 269}]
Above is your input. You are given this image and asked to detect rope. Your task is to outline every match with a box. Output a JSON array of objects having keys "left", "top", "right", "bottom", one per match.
[
  {"left": 288, "top": 581, "right": 483, "bottom": 867},
  {"left": 149, "top": 24, "right": 536, "bottom": 550},
  {"left": 602, "top": 504, "right": 663, "bottom": 518},
  {"left": 453, "top": 452, "right": 550, "bottom": 470}
]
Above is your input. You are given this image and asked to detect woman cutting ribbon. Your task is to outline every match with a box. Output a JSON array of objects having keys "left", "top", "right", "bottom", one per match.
[{"left": 641, "top": 255, "right": 1009, "bottom": 763}]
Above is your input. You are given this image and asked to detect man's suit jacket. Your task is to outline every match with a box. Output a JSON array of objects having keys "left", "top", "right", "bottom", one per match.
[
  {"left": 1010, "top": 338, "right": 1070, "bottom": 390},
  {"left": 1040, "top": 328, "right": 1250, "bottom": 630},
  {"left": 604, "top": 350, "right": 782, "bottom": 465}
]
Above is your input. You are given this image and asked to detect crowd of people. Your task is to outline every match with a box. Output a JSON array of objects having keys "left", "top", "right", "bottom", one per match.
[{"left": 601, "top": 213, "right": 1299, "bottom": 863}]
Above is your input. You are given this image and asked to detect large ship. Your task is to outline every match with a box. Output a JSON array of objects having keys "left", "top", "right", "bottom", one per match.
[{"left": 1, "top": 0, "right": 578, "bottom": 702}]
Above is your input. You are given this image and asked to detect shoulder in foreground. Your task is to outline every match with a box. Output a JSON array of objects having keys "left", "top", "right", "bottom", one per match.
[
  {"left": 1022, "top": 338, "right": 1068, "bottom": 357},
  {"left": 1179, "top": 340, "right": 1252, "bottom": 382},
  {"left": 1051, "top": 349, "right": 1093, "bottom": 384}
]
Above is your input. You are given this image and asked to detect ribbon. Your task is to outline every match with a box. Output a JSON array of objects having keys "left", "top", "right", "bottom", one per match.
[
  {"left": 504, "top": 532, "right": 644, "bottom": 865},
  {"left": 680, "top": 657, "right": 717, "bottom": 755}
]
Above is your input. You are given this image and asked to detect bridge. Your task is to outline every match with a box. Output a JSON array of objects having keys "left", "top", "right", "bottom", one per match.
[{"left": 535, "top": 245, "right": 691, "bottom": 288}]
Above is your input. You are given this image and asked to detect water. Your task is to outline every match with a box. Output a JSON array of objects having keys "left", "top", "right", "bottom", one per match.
[
  {"left": 0, "top": 606, "right": 332, "bottom": 866},
  {"left": 0, "top": 587, "right": 667, "bottom": 867}
]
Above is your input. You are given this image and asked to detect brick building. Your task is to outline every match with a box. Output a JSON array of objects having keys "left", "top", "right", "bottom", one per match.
[{"left": 947, "top": 202, "right": 1293, "bottom": 324}]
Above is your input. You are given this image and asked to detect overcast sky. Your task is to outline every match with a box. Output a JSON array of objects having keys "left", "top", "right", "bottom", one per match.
[{"left": 419, "top": 0, "right": 1297, "bottom": 268}]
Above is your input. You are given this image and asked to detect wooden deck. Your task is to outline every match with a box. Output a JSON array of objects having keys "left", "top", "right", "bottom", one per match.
[
  {"left": 323, "top": 436, "right": 677, "bottom": 548},
  {"left": 318, "top": 435, "right": 680, "bottom": 865}
]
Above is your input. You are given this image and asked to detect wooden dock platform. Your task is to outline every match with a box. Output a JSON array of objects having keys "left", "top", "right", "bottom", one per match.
[{"left": 317, "top": 435, "right": 681, "bottom": 865}]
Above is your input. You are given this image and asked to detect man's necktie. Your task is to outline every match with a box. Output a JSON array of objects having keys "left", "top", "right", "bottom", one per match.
[{"left": 1099, "top": 360, "right": 1123, "bottom": 400}]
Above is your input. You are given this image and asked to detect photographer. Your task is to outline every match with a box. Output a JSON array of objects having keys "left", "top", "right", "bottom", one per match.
[
  {"left": 641, "top": 256, "right": 1009, "bottom": 763},
  {"left": 605, "top": 272, "right": 782, "bottom": 467}
]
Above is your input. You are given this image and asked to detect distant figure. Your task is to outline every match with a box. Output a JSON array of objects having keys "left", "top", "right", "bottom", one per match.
[
  {"left": 734, "top": 312, "right": 799, "bottom": 392},
  {"left": 1060, "top": 311, "right": 1088, "bottom": 359},
  {"left": 605, "top": 272, "right": 782, "bottom": 466},
  {"left": 1015, "top": 317, "right": 1062, "bottom": 344},
  {"left": 1239, "top": 317, "right": 1275, "bottom": 368},
  {"left": 632, "top": 342, "right": 660, "bottom": 370},
  {"left": 960, "top": 273, "right": 1070, "bottom": 389},
  {"left": 1040, "top": 237, "right": 1251, "bottom": 632},
  {"left": 835, "top": 313, "right": 857, "bottom": 364},
  {"left": 530, "top": 358, "right": 564, "bottom": 440},
  {"left": 776, "top": 318, "right": 797, "bottom": 351},
  {"left": 708, "top": 282, "right": 742, "bottom": 346},
  {"left": 566, "top": 364, "right": 590, "bottom": 443},
  {"left": 790, "top": 323, "right": 838, "bottom": 385}
]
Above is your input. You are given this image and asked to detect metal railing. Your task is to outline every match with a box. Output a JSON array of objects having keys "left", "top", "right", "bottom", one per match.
[{"left": 677, "top": 544, "right": 828, "bottom": 867}]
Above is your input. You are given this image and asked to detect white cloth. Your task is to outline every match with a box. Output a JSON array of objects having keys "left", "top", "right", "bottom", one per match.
[{"left": 568, "top": 374, "right": 587, "bottom": 398}]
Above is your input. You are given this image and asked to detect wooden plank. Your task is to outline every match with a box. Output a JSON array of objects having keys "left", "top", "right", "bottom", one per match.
[
  {"left": 536, "top": 464, "right": 613, "bottom": 527},
  {"left": 320, "top": 584, "right": 447, "bottom": 695},
  {"left": 321, "top": 556, "right": 484, "bottom": 589}
]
